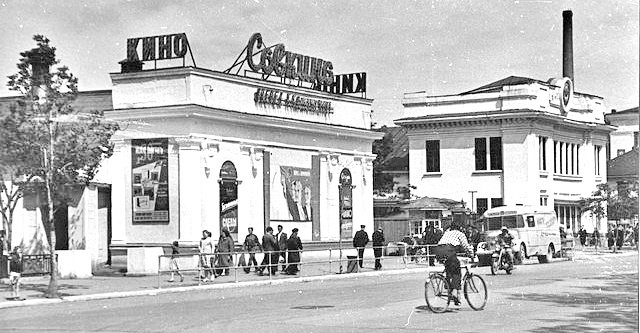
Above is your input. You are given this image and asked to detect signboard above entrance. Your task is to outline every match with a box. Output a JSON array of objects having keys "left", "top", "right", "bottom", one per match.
[
  {"left": 246, "top": 32, "right": 335, "bottom": 86},
  {"left": 121, "top": 33, "right": 196, "bottom": 72}
]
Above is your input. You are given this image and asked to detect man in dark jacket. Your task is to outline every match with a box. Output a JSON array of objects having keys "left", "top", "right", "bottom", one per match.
[
  {"left": 243, "top": 227, "right": 261, "bottom": 273},
  {"left": 353, "top": 225, "right": 369, "bottom": 268},
  {"left": 372, "top": 227, "right": 385, "bottom": 270},
  {"left": 259, "top": 226, "right": 279, "bottom": 275},
  {"left": 425, "top": 223, "right": 441, "bottom": 266},
  {"left": 275, "top": 225, "right": 288, "bottom": 271},
  {"left": 285, "top": 228, "right": 303, "bottom": 275}
]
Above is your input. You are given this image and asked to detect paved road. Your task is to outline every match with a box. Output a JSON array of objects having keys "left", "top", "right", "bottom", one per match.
[{"left": 0, "top": 253, "right": 637, "bottom": 332}]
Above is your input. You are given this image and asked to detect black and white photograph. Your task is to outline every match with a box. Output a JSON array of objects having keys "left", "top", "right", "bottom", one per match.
[{"left": 0, "top": 1, "right": 638, "bottom": 332}]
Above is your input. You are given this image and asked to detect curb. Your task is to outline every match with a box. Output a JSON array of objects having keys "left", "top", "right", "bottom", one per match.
[{"left": 0, "top": 267, "right": 431, "bottom": 309}]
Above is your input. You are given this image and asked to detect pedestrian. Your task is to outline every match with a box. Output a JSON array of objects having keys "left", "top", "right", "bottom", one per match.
[
  {"left": 168, "top": 241, "right": 184, "bottom": 282},
  {"left": 578, "top": 226, "right": 587, "bottom": 247},
  {"left": 275, "top": 225, "right": 288, "bottom": 272},
  {"left": 616, "top": 225, "right": 624, "bottom": 250},
  {"left": 216, "top": 227, "right": 235, "bottom": 276},
  {"left": 607, "top": 228, "right": 615, "bottom": 250},
  {"left": 259, "top": 226, "right": 279, "bottom": 275},
  {"left": 372, "top": 227, "right": 385, "bottom": 270},
  {"left": 285, "top": 228, "right": 303, "bottom": 275},
  {"left": 199, "top": 230, "right": 214, "bottom": 282},
  {"left": 353, "top": 225, "right": 369, "bottom": 268},
  {"left": 9, "top": 246, "right": 23, "bottom": 300},
  {"left": 467, "top": 225, "right": 482, "bottom": 253},
  {"left": 243, "top": 227, "right": 261, "bottom": 273},
  {"left": 401, "top": 231, "right": 417, "bottom": 261},
  {"left": 592, "top": 228, "right": 600, "bottom": 247},
  {"left": 425, "top": 223, "right": 440, "bottom": 266}
]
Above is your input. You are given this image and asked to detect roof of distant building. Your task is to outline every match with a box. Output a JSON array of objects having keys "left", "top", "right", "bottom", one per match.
[
  {"left": 608, "top": 148, "right": 639, "bottom": 179},
  {"left": 0, "top": 90, "right": 113, "bottom": 117},
  {"left": 402, "top": 196, "right": 465, "bottom": 211},
  {"left": 460, "top": 75, "right": 548, "bottom": 95}
]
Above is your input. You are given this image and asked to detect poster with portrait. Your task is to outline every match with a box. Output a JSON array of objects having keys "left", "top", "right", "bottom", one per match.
[
  {"left": 131, "top": 138, "right": 169, "bottom": 223},
  {"left": 271, "top": 166, "right": 313, "bottom": 221}
]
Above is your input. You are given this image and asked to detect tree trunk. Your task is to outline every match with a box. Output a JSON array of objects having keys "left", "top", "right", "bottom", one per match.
[{"left": 45, "top": 125, "right": 59, "bottom": 298}]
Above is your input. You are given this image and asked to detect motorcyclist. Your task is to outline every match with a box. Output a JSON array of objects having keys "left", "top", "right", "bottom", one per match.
[{"left": 496, "top": 226, "right": 515, "bottom": 267}]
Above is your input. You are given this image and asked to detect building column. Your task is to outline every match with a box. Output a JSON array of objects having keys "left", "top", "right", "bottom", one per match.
[
  {"left": 177, "top": 138, "right": 205, "bottom": 244},
  {"left": 110, "top": 140, "right": 128, "bottom": 246}
]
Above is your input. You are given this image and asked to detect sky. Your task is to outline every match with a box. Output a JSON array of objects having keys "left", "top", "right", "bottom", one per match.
[{"left": 0, "top": 0, "right": 638, "bottom": 126}]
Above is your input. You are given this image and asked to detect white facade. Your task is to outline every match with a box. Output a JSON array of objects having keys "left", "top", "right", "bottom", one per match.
[
  {"left": 605, "top": 108, "right": 639, "bottom": 158},
  {"left": 397, "top": 78, "right": 614, "bottom": 234},
  {"left": 102, "top": 67, "right": 381, "bottom": 247}
]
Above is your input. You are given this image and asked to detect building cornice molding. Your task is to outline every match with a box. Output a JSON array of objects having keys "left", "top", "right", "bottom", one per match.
[{"left": 395, "top": 109, "right": 615, "bottom": 133}]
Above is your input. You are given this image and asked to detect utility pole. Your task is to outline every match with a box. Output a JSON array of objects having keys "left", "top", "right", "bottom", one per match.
[{"left": 468, "top": 190, "right": 477, "bottom": 213}]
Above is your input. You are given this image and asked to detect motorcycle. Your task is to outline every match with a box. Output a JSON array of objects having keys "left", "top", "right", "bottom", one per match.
[{"left": 491, "top": 243, "right": 514, "bottom": 275}]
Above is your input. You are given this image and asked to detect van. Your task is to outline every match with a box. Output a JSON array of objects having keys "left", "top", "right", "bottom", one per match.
[{"left": 475, "top": 206, "right": 561, "bottom": 264}]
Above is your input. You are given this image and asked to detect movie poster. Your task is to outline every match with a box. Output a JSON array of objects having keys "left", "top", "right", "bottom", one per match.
[
  {"left": 339, "top": 168, "right": 353, "bottom": 240},
  {"left": 131, "top": 139, "right": 169, "bottom": 223},
  {"left": 271, "top": 166, "right": 313, "bottom": 221}
]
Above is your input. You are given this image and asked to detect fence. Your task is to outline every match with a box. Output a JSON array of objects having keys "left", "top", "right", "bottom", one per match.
[
  {"left": 156, "top": 244, "right": 442, "bottom": 288},
  {"left": 21, "top": 254, "right": 56, "bottom": 277}
]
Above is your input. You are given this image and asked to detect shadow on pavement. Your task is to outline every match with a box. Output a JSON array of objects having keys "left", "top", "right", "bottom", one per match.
[
  {"left": 0, "top": 282, "right": 90, "bottom": 298},
  {"left": 507, "top": 272, "right": 638, "bottom": 333}
]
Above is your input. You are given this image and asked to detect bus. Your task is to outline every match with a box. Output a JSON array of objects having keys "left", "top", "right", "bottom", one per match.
[{"left": 476, "top": 206, "right": 561, "bottom": 264}]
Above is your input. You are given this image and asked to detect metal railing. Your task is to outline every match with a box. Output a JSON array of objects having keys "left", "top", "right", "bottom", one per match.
[
  {"left": 22, "top": 254, "right": 56, "bottom": 277},
  {"left": 156, "top": 244, "right": 442, "bottom": 288}
]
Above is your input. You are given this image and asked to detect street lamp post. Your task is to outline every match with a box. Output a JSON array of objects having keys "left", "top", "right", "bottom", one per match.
[{"left": 468, "top": 190, "right": 477, "bottom": 213}]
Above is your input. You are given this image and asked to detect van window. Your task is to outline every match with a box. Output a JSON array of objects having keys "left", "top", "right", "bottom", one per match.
[
  {"left": 485, "top": 215, "right": 525, "bottom": 230},
  {"left": 527, "top": 216, "right": 535, "bottom": 227}
]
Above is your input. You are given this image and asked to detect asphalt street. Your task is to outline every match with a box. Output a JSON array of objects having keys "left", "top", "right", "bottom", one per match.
[{"left": 0, "top": 253, "right": 637, "bottom": 333}]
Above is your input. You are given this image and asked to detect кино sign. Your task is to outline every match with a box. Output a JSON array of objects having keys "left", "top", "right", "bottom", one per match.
[{"left": 127, "top": 33, "right": 190, "bottom": 62}]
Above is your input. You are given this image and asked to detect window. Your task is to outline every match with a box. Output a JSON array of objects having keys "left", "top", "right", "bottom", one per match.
[
  {"left": 539, "top": 136, "right": 547, "bottom": 171},
  {"left": 489, "top": 137, "right": 502, "bottom": 170},
  {"left": 594, "top": 146, "right": 601, "bottom": 175},
  {"left": 553, "top": 141, "right": 558, "bottom": 173},
  {"left": 526, "top": 216, "right": 535, "bottom": 228},
  {"left": 476, "top": 198, "right": 488, "bottom": 216},
  {"left": 540, "top": 196, "right": 548, "bottom": 206},
  {"left": 425, "top": 140, "right": 440, "bottom": 172},
  {"left": 475, "top": 138, "right": 487, "bottom": 170},
  {"left": 491, "top": 198, "right": 503, "bottom": 208},
  {"left": 475, "top": 137, "right": 502, "bottom": 170},
  {"left": 413, "top": 221, "right": 423, "bottom": 235}
]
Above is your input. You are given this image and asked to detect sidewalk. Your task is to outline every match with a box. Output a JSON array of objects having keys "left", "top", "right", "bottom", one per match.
[{"left": 1, "top": 247, "right": 636, "bottom": 309}]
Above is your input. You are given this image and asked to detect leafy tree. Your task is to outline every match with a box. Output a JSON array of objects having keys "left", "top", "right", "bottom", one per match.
[
  {"left": 372, "top": 126, "right": 395, "bottom": 193},
  {"left": 581, "top": 183, "right": 639, "bottom": 252},
  {"left": 0, "top": 35, "right": 118, "bottom": 297}
]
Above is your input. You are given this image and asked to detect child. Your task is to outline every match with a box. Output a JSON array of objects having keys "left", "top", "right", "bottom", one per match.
[
  {"left": 168, "top": 241, "right": 184, "bottom": 282},
  {"left": 9, "top": 246, "right": 24, "bottom": 300}
]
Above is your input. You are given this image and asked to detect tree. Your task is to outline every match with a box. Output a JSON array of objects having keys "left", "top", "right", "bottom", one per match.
[
  {"left": 372, "top": 126, "right": 395, "bottom": 193},
  {"left": 581, "top": 183, "right": 639, "bottom": 252},
  {"left": 0, "top": 35, "right": 119, "bottom": 298}
]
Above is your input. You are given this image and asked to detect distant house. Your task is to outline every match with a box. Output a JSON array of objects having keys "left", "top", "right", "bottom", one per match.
[
  {"left": 605, "top": 107, "right": 639, "bottom": 158},
  {"left": 607, "top": 148, "right": 639, "bottom": 226}
]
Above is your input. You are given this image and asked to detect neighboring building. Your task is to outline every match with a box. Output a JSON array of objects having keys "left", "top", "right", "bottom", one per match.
[
  {"left": 606, "top": 148, "right": 639, "bottom": 226},
  {"left": 396, "top": 75, "right": 614, "bottom": 234},
  {"left": 605, "top": 107, "right": 639, "bottom": 158}
]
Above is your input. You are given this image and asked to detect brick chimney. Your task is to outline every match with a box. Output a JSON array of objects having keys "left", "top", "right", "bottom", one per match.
[{"left": 562, "top": 10, "right": 574, "bottom": 84}]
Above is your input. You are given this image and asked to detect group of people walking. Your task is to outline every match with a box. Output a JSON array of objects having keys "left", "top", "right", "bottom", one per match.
[{"left": 168, "top": 225, "right": 304, "bottom": 282}]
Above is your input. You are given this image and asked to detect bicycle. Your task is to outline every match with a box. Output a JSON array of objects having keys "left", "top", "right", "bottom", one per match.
[{"left": 424, "top": 256, "right": 487, "bottom": 313}]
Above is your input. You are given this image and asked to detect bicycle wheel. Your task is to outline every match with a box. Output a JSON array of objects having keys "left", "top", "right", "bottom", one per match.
[
  {"left": 425, "top": 274, "right": 450, "bottom": 313},
  {"left": 463, "top": 273, "right": 487, "bottom": 311}
]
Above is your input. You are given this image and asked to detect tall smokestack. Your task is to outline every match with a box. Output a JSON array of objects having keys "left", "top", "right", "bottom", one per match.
[{"left": 562, "top": 10, "right": 574, "bottom": 84}]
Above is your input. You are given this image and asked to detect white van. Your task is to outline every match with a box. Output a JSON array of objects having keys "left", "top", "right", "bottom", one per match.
[{"left": 476, "top": 206, "right": 561, "bottom": 264}]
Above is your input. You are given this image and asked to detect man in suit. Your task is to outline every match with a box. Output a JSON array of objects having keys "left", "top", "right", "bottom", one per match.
[
  {"left": 275, "top": 225, "right": 288, "bottom": 271},
  {"left": 285, "top": 228, "right": 303, "bottom": 275},
  {"left": 372, "top": 227, "right": 385, "bottom": 270},
  {"left": 353, "top": 225, "right": 369, "bottom": 268},
  {"left": 259, "top": 226, "right": 279, "bottom": 275}
]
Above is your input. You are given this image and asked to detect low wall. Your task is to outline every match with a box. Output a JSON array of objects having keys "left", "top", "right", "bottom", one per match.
[{"left": 57, "top": 250, "right": 92, "bottom": 279}]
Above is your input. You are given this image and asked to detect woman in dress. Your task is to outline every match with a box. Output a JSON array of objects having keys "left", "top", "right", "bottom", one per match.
[{"left": 199, "top": 230, "right": 214, "bottom": 282}]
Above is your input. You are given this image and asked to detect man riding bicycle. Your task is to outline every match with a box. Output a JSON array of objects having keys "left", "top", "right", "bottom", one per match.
[
  {"left": 436, "top": 221, "right": 474, "bottom": 305},
  {"left": 496, "top": 226, "right": 515, "bottom": 267}
]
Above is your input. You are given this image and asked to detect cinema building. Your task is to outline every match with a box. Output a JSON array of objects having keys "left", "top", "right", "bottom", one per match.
[
  {"left": 395, "top": 11, "right": 614, "bottom": 235},
  {"left": 94, "top": 33, "right": 382, "bottom": 267},
  {"left": 0, "top": 32, "right": 381, "bottom": 274}
]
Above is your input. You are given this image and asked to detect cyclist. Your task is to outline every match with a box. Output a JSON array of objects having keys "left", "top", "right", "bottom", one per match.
[
  {"left": 436, "top": 221, "right": 474, "bottom": 305},
  {"left": 496, "top": 226, "right": 515, "bottom": 267}
]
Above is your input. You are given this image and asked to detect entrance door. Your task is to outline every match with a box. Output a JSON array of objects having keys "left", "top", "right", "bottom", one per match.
[{"left": 219, "top": 161, "right": 238, "bottom": 241}]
